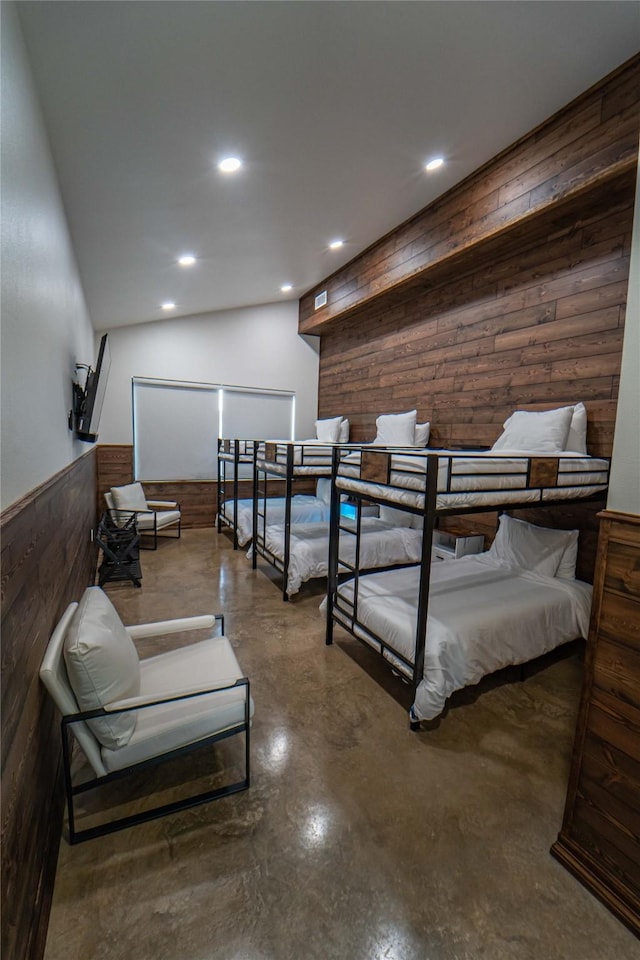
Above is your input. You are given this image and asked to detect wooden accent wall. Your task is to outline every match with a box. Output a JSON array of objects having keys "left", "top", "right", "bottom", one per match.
[
  {"left": 97, "top": 445, "right": 217, "bottom": 528},
  {"left": 552, "top": 511, "right": 640, "bottom": 936},
  {"left": 300, "top": 56, "right": 639, "bottom": 334},
  {"left": 1, "top": 450, "right": 97, "bottom": 960}
]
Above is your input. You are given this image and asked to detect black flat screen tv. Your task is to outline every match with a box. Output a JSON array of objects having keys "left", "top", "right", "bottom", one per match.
[{"left": 75, "top": 333, "right": 111, "bottom": 442}]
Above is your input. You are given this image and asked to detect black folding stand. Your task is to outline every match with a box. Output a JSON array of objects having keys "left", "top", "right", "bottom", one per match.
[{"left": 96, "top": 512, "right": 142, "bottom": 588}]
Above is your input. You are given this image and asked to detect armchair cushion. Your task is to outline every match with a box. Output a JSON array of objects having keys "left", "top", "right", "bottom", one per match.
[
  {"left": 136, "top": 509, "right": 181, "bottom": 532},
  {"left": 110, "top": 482, "right": 149, "bottom": 513},
  {"left": 64, "top": 587, "right": 140, "bottom": 749},
  {"left": 101, "top": 636, "right": 251, "bottom": 772}
]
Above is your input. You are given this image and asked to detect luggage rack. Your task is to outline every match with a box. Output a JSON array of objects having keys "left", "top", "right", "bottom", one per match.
[{"left": 96, "top": 511, "right": 142, "bottom": 588}]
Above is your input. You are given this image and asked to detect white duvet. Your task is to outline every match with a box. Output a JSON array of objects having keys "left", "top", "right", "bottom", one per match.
[
  {"left": 255, "top": 518, "right": 423, "bottom": 596},
  {"left": 332, "top": 555, "right": 592, "bottom": 721},
  {"left": 218, "top": 495, "right": 331, "bottom": 546}
]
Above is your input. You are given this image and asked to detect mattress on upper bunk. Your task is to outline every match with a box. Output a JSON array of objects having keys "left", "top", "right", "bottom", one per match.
[
  {"left": 218, "top": 440, "right": 257, "bottom": 460},
  {"left": 337, "top": 448, "right": 609, "bottom": 510},
  {"left": 255, "top": 440, "right": 347, "bottom": 474},
  {"left": 255, "top": 518, "right": 422, "bottom": 596},
  {"left": 218, "top": 495, "right": 331, "bottom": 546},
  {"left": 333, "top": 555, "right": 592, "bottom": 721}
]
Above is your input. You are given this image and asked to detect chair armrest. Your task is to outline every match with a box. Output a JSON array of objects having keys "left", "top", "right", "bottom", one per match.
[
  {"left": 146, "top": 500, "right": 179, "bottom": 509},
  {"left": 103, "top": 676, "right": 248, "bottom": 713},
  {"left": 125, "top": 613, "right": 224, "bottom": 639}
]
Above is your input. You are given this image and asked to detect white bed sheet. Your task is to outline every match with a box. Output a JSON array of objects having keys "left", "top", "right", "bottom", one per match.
[
  {"left": 218, "top": 495, "right": 330, "bottom": 546},
  {"left": 338, "top": 448, "right": 608, "bottom": 510},
  {"left": 255, "top": 518, "right": 423, "bottom": 596},
  {"left": 333, "top": 555, "right": 592, "bottom": 721}
]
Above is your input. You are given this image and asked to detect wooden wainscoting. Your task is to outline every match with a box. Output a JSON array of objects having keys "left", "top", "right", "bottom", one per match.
[
  {"left": 97, "top": 446, "right": 317, "bottom": 529},
  {"left": 1, "top": 449, "right": 98, "bottom": 960},
  {"left": 552, "top": 511, "right": 640, "bottom": 936}
]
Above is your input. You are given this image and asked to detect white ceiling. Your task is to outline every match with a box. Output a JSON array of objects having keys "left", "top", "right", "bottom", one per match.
[{"left": 17, "top": 1, "right": 640, "bottom": 331}]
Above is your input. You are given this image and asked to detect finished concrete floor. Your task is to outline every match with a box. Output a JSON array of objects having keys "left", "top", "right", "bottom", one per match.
[{"left": 44, "top": 528, "right": 639, "bottom": 960}]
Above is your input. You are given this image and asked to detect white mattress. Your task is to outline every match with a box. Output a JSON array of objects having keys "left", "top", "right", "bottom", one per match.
[
  {"left": 333, "top": 556, "right": 592, "bottom": 721},
  {"left": 255, "top": 518, "right": 423, "bottom": 596},
  {"left": 218, "top": 495, "right": 330, "bottom": 546},
  {"left": 256, "top": 440, "right": 351, "bottom": 475},
  {"left": 338, "top": 448, "right": 608, "bottom": 510}
]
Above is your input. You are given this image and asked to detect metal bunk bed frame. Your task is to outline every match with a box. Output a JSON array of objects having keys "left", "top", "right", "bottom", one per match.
[
  {"left": 252, "top": 441, "right": 338, "bottom": 601},
  {"left": 217, "top": 438, "right": 258, "bottom": 549},
  {"left": 325, "top": 446, "right": 610, "bottom": 729}
]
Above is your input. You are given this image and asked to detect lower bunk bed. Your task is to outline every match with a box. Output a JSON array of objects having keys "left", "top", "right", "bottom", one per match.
[
  {"left": 330, "top": 547, "right": 592, "bottom": 723},
  {"left": 325, "top": 446, "right": 609, "bottom": 727},
  {"left": 252, "top": 515, "right": 423, "bottom": 597}
]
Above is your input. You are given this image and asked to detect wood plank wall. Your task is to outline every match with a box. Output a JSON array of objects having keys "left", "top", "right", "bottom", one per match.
[
  {"left": 304, "top": 58, "right": 639, "bottom": 582},
  {"left": 1, "top": 450, "right": 98, "bottom": 960}
]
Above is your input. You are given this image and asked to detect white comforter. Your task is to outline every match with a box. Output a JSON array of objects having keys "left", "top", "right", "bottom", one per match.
[
  {"left": 218, "top": 495, "right": 330, "bottom": 546},
  {"left": 256, "top": 518, "right": 423, "bottom": 596},
  {"left": 333, "top": 555, "right": 592, "bottom": 721}
]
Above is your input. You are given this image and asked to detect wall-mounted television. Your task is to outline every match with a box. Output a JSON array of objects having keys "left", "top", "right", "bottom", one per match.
[{"left": 72, "top": 333, "right": 111, "bottom": 443}]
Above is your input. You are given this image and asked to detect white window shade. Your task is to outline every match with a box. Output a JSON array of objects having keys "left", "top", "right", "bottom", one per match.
[
  {"left": 222, "top": 388, "right": 292, "bottom": 440},
  {"left": 133, "top": 380, "right": 219, "bottom": 480},
  {"left": 133, "top": 378, "right": 295, "bottom": 481}
]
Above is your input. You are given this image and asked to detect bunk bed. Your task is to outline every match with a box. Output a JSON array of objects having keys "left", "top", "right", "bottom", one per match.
[
  {"left": 252, "top": 441, "right": 347, "bottom": 599},
  {"left": 325, "top": 443, "right": 610, "bottom": 728},
  {"left": 217, "top": 439, "right": 333, "bottom": 549},
  {"left": 217, "top": 439, "right": 259, "bottom": 549}
]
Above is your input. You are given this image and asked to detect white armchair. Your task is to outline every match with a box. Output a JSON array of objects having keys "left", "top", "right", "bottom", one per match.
[
  {"left": 106, "top": 481, "right": 181, "bottom": 549},
  {"left": 40, "top": 587, "right": 252, "bottom": 843}
]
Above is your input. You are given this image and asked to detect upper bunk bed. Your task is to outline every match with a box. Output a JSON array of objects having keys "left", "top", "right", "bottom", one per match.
[{"left": 324, "top": 404, "right": 610, "bottom": 728}]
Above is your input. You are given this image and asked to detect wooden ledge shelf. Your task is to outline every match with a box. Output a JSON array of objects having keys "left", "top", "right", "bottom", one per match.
[{"left": 300, "top": 158, "right": 637, "bottom": 335}]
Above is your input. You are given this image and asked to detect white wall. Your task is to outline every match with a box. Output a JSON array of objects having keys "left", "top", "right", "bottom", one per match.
[
  {"left": 1, "top": 2, "right": 95, "bottom": 511},
  {"left": 97, "top": 301, "right": 320, "bottom": 445},
  {"left": 607, "top": 166, "right": 640, "bottom": 516}
]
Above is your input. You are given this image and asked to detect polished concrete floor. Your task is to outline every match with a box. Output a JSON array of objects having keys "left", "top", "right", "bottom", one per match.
[{"left": 44, "top": 528, "right": 639, "bottom": 960}]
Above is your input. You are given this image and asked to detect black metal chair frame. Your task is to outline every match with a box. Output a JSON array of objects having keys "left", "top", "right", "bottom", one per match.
[{"left": 62, "top": 673, "right": 251, "bottom": 843}]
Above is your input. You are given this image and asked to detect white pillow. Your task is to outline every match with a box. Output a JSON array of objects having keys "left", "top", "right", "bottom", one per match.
[
  {"left": 414, "top": 421, "right": 430, "bottom": 446},
  {"left": 374, "top": 410, "right": 417, "bottom": 446},
  {"left": 491, "top": 406, "right": 573, "bottom": 454},
  {"left": 379, "top": 505, "right": 414, "bottom": 527},
  {"left": 110, "top": 482, "right": 148, "bottom": 512},
  {"left": 488, "top": 515, "right": 578, "bottom": 579},
  {"left": 338, "top": 418, "right": 350, "bottom": 443},
  {"left": 316, "top": 478, "right": 332, "bottom": 504},
  {"left": 64, "top": 587, "right": 140, "bottom": 749},
  {"left": 315, "top": 416, "right": 343, "bottom": 443},
  {"left": 566, "top": 402, "right": 588, "bottom": 454},
  {"left": 556, "top": 532, "right": 579, "bottom": 580}
]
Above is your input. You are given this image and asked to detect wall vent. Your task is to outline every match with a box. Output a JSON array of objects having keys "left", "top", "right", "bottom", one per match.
[{"left": 314, "top": 290, "right": 328, "bottom": 310}]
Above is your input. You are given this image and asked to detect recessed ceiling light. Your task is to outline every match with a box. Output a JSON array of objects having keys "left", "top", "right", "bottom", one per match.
[
  {"left": 329, "top": 239, "right": 344, "bottom": 250},
  {"left": 218, "top": 157, "right": 242, "bottom": 173},
  {"left": 178, "top": 254, "right": 196, "bottom": 267},
  {"left": 280, "top": 284, "right": 293, "bottom": 293},
  {"left": 161, "top": 301, "right": 176, "bottom": 310},
  {"left": 425, "top": 157, "right": 444, "bottom": 172}
]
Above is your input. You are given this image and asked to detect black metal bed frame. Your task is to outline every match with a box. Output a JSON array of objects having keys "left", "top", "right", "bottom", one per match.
[
  {"left": 325, "top": 447, "right": 610, "bottom": 729},
  {"left": 217, "top": 438, "right": 258, "bottom": 549},
  {"left": 252, "top": 441, "right": 339, "bottom": 601}
]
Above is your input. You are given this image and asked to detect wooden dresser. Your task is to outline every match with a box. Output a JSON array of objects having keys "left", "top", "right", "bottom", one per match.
[{"left": 552, "top": 510, "right": 640, "bottom": 937}]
